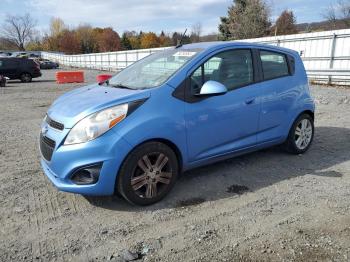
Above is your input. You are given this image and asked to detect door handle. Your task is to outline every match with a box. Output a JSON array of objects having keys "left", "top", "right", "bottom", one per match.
[{"left": 245, "top": 97, "right": 255, "bottom": 105}]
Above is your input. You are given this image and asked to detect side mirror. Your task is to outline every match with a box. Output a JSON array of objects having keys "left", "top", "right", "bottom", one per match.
[{"left": 198, "top": 80, "right": 228, "bottom": 96}]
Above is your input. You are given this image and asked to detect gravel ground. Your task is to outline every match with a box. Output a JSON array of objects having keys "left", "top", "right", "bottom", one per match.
[{"left": 0, "top": 69, "right": 349, "bottom": 262}]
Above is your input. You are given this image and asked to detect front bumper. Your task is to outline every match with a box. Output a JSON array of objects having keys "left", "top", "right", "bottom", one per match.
[
  {"left": 33, "top": 72, "right": 42, "bottom": 78},
  {"left": 40, "top": 128, "right": 132, "bottom": 196},
  {"left": 41, "top": 158, "right": 117, "bottom": 195}
]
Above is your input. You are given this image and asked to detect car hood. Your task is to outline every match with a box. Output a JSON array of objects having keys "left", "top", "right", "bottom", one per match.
[{"left": 47, "top": 84, "right": 151, "bottom": 128}]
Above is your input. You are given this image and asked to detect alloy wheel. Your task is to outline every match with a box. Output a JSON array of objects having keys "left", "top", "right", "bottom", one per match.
[
  {"left": 131, "top": 152, "right": 173, "bottom": 199},
  {"left": 294, "top": 118, "right": 313, "bottom": 150}
]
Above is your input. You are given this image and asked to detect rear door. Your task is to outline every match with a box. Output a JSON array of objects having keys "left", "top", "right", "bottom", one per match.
[{"left": 256, "top": 50, "right": 296, "bottom": 143}]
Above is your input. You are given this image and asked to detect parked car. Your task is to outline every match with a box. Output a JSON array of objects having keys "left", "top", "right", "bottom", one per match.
[
  {"left": 14, "top": 52, "right": 28, "bottom": 58},
  {"left": 0, "top": 57, "right": 41, "bottom": 82},
  {"left": 39, "top": 59, "right": 59, "bottom": 69},
  {"left": 40, "top": 42, "right": 315, "bottom": 205},
  {"left": 0, "top": 52, "right": 12, "bottom": 57}
]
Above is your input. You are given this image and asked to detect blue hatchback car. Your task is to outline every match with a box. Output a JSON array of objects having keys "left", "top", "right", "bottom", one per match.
[{"left": 40, "top": 42, "right": 315, "bottom": 205}]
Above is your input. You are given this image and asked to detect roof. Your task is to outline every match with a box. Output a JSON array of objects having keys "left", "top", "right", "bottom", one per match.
[{"left": 180, "top": 41, "right": 298, "bottom": 55}]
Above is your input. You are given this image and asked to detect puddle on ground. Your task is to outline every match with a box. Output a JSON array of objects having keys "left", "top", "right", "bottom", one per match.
[
  {"left": 226, "top": 184, "right": 249, "bottom": 195},
  {"left": 175, "top": 197, "right": 206, "bottom": 208}
]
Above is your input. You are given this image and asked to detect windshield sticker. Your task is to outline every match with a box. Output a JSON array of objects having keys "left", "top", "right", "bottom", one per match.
[{"left": 173, "top": 51, "right": 197, "bottom": 57}]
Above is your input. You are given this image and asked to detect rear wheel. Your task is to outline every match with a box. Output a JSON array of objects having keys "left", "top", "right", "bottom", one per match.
[
  {"left": 117, "top": 142, "right": 179, "bottom": 205},
  {"left": 20, "top": 73, "right": 32, "bottom": 83},
  {"left": 284, "top": 114, "right": 314, "bottom": 154}
]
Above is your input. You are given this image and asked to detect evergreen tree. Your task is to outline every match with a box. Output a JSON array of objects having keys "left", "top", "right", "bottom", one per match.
[
  {"left": 219, "top": 0, "right": 271, "bottom": 40},
  {"left": 121, "top": 32, "right": 132, "bottom": 50}
]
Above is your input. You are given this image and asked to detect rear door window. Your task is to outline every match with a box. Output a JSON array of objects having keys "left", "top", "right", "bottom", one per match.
[{"left": 259, "top": 50, "right": 289, "bottom": 80}]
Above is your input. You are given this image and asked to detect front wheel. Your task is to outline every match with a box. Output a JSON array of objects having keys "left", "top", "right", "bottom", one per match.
[
  {"left": 284, "top": 113, "right": 314, "bottom": 154},
  {"left": 117, "top": 142, "right": 179, "bottom": 205}
]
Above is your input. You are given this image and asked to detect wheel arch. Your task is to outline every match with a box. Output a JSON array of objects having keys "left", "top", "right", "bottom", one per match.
[
  {"left": 283, "top": 109, "right": 315, "bottom": 154},
  {"left": 115, "top": 137, "right": 184, "bottom": 198},
  {"left": 284, "top": 107, "right": 315, "bottom": 141},
  {"left": 135, "top": 138, "right": 184, "bottom": 173},
  {"left": 20, "top": 71, "right": 32, "bottom": 77},
  {"left": 302, "top": 110, "right": 314, "bottom": 121}
]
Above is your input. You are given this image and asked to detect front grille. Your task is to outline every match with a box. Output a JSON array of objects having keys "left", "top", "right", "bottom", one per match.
[
  {"left": 46, "top": 115, "right": 64, "bottom": 131},
  {"left": 40, "top": 133, "right": 56, "bottom": 161}
]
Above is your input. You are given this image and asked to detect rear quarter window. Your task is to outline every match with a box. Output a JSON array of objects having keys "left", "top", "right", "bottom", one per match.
[
  {"left": 25, "top": 59, "right": 38, "bottom": 67},
  {"left": 260, "top": 50, "right": 289, "bottom": 80}
]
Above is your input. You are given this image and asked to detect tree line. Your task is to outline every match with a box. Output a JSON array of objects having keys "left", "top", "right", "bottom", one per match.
[
  {"left": 1, "top": 0, "right": 349, "bottom": 54},
  {"left": 219, "top": 0, "right": 350, "bottom": 40}
]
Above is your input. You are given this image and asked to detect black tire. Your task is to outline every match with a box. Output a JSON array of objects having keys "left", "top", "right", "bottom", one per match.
[
  {"left": 283, "top": 113, "right": 314, "bottom": 154},
  {"left": 117, "top": 142, "right": 179, "bottom": 206},
  {"left": 20, "top": 73, "right": 32, "bottom": 83}
]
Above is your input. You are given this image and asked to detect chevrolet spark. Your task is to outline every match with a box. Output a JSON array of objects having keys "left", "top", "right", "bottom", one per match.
[{"left": 40, "top": 42, "right": 315, "bottom": 205}]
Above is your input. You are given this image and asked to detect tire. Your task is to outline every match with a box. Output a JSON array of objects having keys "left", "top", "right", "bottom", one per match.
[
  {"left": 20, "top": 73, "right": 32, "bottom": 83},
  {"left": 117, "top": 142, "right": 179, "bottom": 206},
  {"left": 283, "top": 113, "right": 314, "bottom": 154}
]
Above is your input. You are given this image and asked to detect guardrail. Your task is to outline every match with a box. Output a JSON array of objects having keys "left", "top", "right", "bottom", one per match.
[
  {"left": 307, "top": 69, "right": 350, "bottom": 77},
  {"left": 306, "top": 69, "right": 350, "bottom": 85},
  {"left": 42, "top": 28, "right": 350, "bottom": 85}
]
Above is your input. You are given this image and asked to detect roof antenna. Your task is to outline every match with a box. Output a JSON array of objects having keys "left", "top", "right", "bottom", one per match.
[{"left": 176, "top": 28, "right": 187, "bottom": 48}]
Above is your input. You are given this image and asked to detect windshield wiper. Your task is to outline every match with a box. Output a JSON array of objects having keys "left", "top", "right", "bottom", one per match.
[
  {"left": 110, "top": 83, "right": 134, "bottom": 90},
  {"left": 99, "top": 79, "right": 109, "bottom": 86}
]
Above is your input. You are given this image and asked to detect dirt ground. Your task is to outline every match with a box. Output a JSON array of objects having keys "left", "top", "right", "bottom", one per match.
[{"left": 0, "top": 69, "right": 349, "bottom": 262}]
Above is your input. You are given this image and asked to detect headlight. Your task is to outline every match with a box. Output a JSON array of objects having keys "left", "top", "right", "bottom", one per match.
[{"left": 64, "top": 104, "right": 128, "bottom": 145}]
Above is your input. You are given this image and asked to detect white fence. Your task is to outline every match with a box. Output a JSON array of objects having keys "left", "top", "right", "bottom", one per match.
[
  {"left": 42, "top": 29, "right": 350, "bottom": 85},
  {"left": 42, "top": 47, "right": 171, "bottom": 71}
]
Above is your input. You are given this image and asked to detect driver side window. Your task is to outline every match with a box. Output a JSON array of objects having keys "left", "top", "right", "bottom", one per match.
[{"left": 190, "top": 49, "right": 254, "bottom": 95}]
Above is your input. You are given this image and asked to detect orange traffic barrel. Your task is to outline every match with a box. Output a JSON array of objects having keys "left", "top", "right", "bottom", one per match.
[{"left": 56, "top": 71, "right": 84, "bottom": 84}]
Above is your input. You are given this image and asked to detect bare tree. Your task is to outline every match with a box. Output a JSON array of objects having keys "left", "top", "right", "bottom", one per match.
[
  {"left": 190, "top": 22, "right": 202, "bottom": 43},
  {"left": 50, "top": 17, "right": 66, "bottom": 38},
  {"left": 1, "top": 13, "right": 37, "bottom": 51},
  {"left": 323, "top": 0, "right": 350, "bottom": 27},
  {"left": 323, "top": 4, "right": 338, "bottom": 28},
  {"left": 339, "top": 0, "right": 350, "bottom": 20},
  {"left": 340, "top": 0, "right": 350, "bottom": 26}
]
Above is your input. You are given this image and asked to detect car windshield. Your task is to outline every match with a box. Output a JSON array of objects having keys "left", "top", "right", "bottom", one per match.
[{"left": 108, "top": 48, "right": 202, "bottom": 89}]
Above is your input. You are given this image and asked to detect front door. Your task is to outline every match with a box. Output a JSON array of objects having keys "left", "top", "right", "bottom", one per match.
[{"left": 185, "top": 49, "right": 262, "bottom": 162}]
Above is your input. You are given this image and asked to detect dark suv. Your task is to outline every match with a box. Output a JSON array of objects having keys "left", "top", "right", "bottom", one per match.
[{"left": 0, "top": 57, "right": 42, "bottom": 82}]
